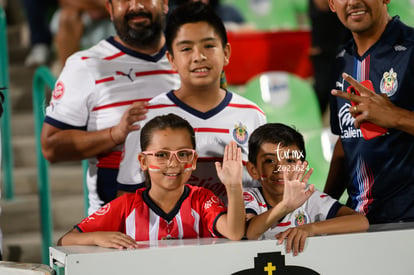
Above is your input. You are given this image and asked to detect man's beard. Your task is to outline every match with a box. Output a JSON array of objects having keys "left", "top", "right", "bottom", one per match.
[{"left": 113, "top": 11, "right": 164, "bottom": 49}]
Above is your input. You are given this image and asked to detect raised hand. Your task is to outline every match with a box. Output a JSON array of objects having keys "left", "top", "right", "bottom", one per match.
[
  {"left": 280, "top": 161, "right": 315, "bottom": 213},
  {"left": 214, "top": 141, "right": 245, "bottom": 240},
  {"left": 215, "top": 141, "right": 243, "bottom": 188},
  {"left": 331, "top": 73, "right": 399, "bottom": 129}
]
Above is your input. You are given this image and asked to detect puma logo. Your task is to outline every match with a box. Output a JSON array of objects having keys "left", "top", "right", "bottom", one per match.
[{"left": 116, "top": 68, "right": 134, "bottom": 82}]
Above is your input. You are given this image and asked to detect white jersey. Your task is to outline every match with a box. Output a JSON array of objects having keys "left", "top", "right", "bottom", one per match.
[
  {"left": 243, "top": 187, "right": 340, "bottom": 240},
  {"left": 117, "top": 90, "right": 267, "bottom": 203},
  {"left": 44, "top": 37, "right": 180, "bottom": 214}
]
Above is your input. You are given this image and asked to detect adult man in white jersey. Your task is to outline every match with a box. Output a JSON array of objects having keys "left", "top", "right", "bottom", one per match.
[{"left": 41, "top": 0, "right": 180, "bottom": 214}]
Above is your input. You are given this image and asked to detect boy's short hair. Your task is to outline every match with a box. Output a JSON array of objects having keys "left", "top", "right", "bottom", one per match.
[
  {"left": 248, "top": 123, "right": 306, "bottom": 165},
  {"left": 140, "top": 113, "right": 196, "bottom": 151},
  {"left": 165, "top": 1, "right": 228, "bottom": 54}
]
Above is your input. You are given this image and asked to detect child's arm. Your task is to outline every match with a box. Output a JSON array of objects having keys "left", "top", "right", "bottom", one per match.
[
  {"left": 58, "top": 228, "right": 139, "bottom": 249},
  {"left": 214, "top": 141, "right": 245, "bottom": 241},
  {"left": 246, "top": 163, "right": 314, "bottom": 240},
  {"left": 275, "top": 206, "right": 369, "bottom": 256}
]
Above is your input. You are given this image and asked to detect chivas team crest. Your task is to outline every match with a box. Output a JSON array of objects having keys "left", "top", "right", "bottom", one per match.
[
  {"left": 233, "top": 122, "right": 248, "bottom": 144},
  {"left": 294, "top": 211, "right": 307, "bottom": 226},
  {"left": 380, "top": 68, "right": 398, "bottom": 97}
]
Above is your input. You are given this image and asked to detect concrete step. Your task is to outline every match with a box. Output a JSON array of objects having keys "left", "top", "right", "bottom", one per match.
[
  {"left": 8, "top": 65, "right": 37, "bottom": 113},
  {"left": 1, "top": 16, "right": 80, "bottom": 266},
  {"left": 0, "top": 194, "right": 85, "bottom": 235},
  {"left": 2, "top": 230, "right": 67, "bottom": 264},
  {"left": 1, "top": 193, "right": 85, "bottom": 264},
  {"left": 11, "top": 135, "right": 86, "bottom": 171},
  {"left": 6, "top": 30, "right": 50, "bottom": 114},
  {"left": 11, "top": 140, "right": 72, "bottom": 168},
  {"left": 12, "top": 135, "right": 36, "bottom": 167},
  {"left": 10, "top": 112, "right": 35, "bottom": 137},
  {"left": 13, "top": 165, "right": 84, "bottom": 196},
  {"left": 3, "top": 1, "right": 26, "bottom": 27}
]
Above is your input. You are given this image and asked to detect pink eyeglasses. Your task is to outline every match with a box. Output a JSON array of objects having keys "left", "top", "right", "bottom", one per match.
[{"left": 142, "top": 149, "right": 196, "bottom": 164}]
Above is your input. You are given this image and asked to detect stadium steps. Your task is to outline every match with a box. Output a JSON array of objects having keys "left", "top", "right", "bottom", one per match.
[{"left": 0, "top": 20, "right": 85, "bottom": 264}]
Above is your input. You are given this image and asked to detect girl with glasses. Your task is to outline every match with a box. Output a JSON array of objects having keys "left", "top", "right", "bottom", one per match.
[{"left": 57, "top": 114, "right": 245, "bottom": 248}]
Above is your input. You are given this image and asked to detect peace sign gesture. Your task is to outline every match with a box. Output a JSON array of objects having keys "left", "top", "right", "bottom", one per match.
[{"left": 331, "top": 73, "right": 414, "bottom": 135}]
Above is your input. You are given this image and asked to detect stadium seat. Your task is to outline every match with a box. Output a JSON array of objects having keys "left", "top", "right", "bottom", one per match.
[
  {"left": 239, "top": 71, "right": 330, "bottom": 189},
  {"left": 242, "top": 71, "right": 322, "bottom": 131},
  {"left": 388, "top": 0, "right": 414, "bottom": 27},
  {"left": 302, "top": 129, "right": 330, "bottom": 190},
  {"left": 222, "top": 0, "right": 308, "bottom": 30},
  {"left": 225, "top": 30, "right": 313, "bottom": 85}
]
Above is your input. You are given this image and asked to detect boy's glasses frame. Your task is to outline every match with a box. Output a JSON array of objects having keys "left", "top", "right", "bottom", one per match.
[{"left": 142, "top": 149, "right": 196, "bottom": 164}]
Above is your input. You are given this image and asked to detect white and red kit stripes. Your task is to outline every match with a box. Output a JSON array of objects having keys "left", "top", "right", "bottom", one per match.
[
  {"left": 243, "top": 187, "right": 340, "bottom": 240},
  {"left": 117, "top": 90, "right": 267, "bottom": 203},
  {"left": 76, "top": 185, "right": 226, "bottom": 240},
  {"left": 44, "top": 37, "right": 180, "bottom": 213}
]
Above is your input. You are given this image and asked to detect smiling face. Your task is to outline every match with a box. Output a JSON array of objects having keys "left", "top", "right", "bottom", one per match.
[
  {"left": 166, "top": 21, "right": 230, "bottom": 90},
  {"left": 328, "top": 0, "right": 390, "bottom": 36},
  {"left": 138, "top": 127, "right": 197, "bottom": 193},
  {"left": 247, "top": 142, "right": 303, "bottom": 201},
  {"left": 106, "top": 0, "right": 168, "bottom": 49}
]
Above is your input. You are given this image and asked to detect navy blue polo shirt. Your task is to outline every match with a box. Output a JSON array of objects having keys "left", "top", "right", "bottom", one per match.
[{"left": 330, "top": 16, "right": 414, "bottom": 224}]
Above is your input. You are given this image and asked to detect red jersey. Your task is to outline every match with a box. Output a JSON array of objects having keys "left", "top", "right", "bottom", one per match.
[{"left": 76, "top": 185, "right": 227, "bottom": 240}]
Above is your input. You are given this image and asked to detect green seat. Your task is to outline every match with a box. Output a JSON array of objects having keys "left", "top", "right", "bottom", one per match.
[
  {"left": 239, "top": 71, "right": 330, "bottom": 188},
  {"left": 222, "top": 0, "right": 308, "bottom": 30},
  {"left": 302, "top": 129, "right": 330, "bottom": 191},
  {"left": 388, "top": 1, "right": 414, "bottom": 27},
  {"left": 242, "top": 71, "right": 322, "bottom": 131}
]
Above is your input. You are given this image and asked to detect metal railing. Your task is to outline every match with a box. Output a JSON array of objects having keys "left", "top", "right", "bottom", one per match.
[
  {"left": 32, "top": 66, "right": 54, "bottom": 264},
  {"left": 32, "top": 66, "right": 89, "bottom": 263},
  {"left": 1, "top": 5, "right": 15, "bottom": 200}
]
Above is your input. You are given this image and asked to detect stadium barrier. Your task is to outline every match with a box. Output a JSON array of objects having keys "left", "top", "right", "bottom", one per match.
[
  {"left": 50, "top": 222, "right": 414, "bottom": 275},
  {"left": 32, "top": 66, "right": 89, "bottom": 264},
  {"left": 0, "top": 5, "right": 15, "bottom": 200},
  {"left": 33, "top": 66, "right": 56, "bottom": 264}
]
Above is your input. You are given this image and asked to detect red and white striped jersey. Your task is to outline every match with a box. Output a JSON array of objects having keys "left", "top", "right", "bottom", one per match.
[
  {"left": 243, "top": 187, "right": 340, "bottom": 240},
  {"left": 44, "top": 37, "right": 180, "bottom": 213},
  {"left": 117, "top": 90, "right": 267, "bottom": 203},
  {"left": 77, "top": 185, "right": 226, "bottom": 240}
]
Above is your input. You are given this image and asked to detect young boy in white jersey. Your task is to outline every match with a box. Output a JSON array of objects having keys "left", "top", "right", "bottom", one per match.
[
  {"left": 58, "top": 114, "right": 245, "bottom": 247},
  {"left": 117, "top": 2, "right": 266, "bottom": 202},
  {"left": 244, "top": 123, "right": 369, "bottom": 256}
]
